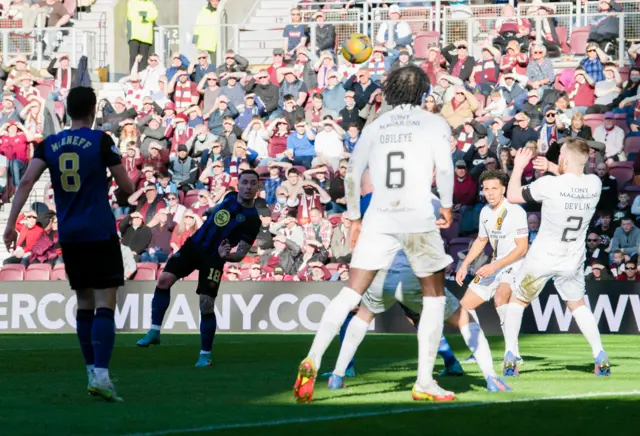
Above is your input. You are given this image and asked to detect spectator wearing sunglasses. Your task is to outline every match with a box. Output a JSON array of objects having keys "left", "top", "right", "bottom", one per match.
[
  {"left": 343, "top": 68, "right": 380, "bottom": 111},
  {"left": 3, "top": 210, "right": 43, "bottom": 266},
  {"left": 585, "top": 232, "right": 610, "bottom": 274},
  {"left": 616, "top": 259, "right": 640, "bottom": 281},
  {"left": 526, "top": 44, "right": 554, "bottom": 92},
  {"left": 442, "top": 40, "right": 475, "bottom": 83},
  {"left": 579, "top": 43, "right": 607, "bottom": 83},
  {"left": 188, "top": 51, "right": 216, "bottom": 84}
]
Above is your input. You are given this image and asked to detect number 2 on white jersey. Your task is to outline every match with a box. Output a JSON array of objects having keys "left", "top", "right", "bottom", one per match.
[
  {"left": 561, "top": 216, "right": 583, "bottom": 242},
  {"left": 59, "top": 152, "right": 81, "bottom": 192}
]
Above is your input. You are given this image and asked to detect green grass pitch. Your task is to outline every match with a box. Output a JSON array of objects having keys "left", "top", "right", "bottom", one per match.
[{"left": 1, "top": 334, "right": 639, "bottom": 436}]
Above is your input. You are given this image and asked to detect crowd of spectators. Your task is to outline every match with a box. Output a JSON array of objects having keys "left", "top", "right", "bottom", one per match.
[{"left": 2, "top": 1, "right": 640, "bottom": 283}]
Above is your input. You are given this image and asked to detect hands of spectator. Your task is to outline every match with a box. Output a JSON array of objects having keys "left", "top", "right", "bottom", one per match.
[
  {"left": 13, "top": 246, "right": 24, "bottom": 258},
  {"left": 148, "top": 247, "right": 156, "bottom": 254},
  {"left": 464, "top": 124, "right": 473, "bottom": 134},
  {"left": 455, "top": 264, "right": 468, "bottom": 286},
  {"left": 369, "top": 88, "right": 381, "bottom": 103},
  {"left": 631, "top": 124, "right": 639, "bottom": 133},
  {"left": 514, "top": 147, "right": 534, "bottom": 171},
  {"left": 436, "top": 207, "right": 453, "bottom": 229},
  {"left": 135, "top": 54, "right": 143, "bottom": 64}
]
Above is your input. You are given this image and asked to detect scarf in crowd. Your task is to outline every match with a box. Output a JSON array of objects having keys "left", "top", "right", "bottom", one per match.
[
  {"left": 229, "top": 156, "right": 247, "bottom": 178},
  {"left": 173, "top": 82, "right": 194, "bottom": 110},
  {"left": 55, "top": 68, "right": 71, "bottom": 92}
]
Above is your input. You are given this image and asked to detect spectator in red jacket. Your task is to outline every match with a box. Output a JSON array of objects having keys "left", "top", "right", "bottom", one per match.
[
  {"left": 170, "top": 210, "right": 202, "bottom": 254},
  {"left": 298, "top": 261, "right": 331, "bottom": 281},
  {"left": 28, "top": 212, "right": 61, "bottom": 266},
  {"left": 568, "top": 68, "right": 596, "bottom": 112},
  {"left": 271, "top": 265, "right": 294, "bottom": 281},
  {"left": 616, "top": 259, "right": 640, "bottom": 280},
  {"left": 0, "top": 120, "right": 32, "bottom": 187},
  {"left": 453, "top": 160, "right": 478, "bottom": 207},
  {"left": 4, "top": 209, "right": 43, "bottom": 265}
]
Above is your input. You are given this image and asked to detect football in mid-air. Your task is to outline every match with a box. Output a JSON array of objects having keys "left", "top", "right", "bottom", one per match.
[{"left": 341, "top": 33, "right": 373, "bottom": 64}]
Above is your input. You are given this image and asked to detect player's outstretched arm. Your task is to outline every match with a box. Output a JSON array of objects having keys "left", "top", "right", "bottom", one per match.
[
  {"left": 456, "top": 236, "right": 488, "bottom": 285},
  {"left": 507, "top": 148, "right": 534, "bottom": 204},
  {"left": 110, "top": 164, "right": 135, "bottom": 197},
  {"left": 3, "top": 159, "right": 47, "bottom": 250},
  {"left": 221, "top": 240, "right": 253, "bottom": 263}
]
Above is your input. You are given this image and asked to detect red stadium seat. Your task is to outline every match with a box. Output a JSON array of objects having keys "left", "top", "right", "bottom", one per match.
[
  {"left": 0, "top": 268, "right": 24, "bottom": 280},
  {"left": 625, "top": 136, "right": 640, "bottom": 157},
  {"left": 625, "top": 185, "right": 640, "bottom": 203},
  {"left": 326, "top": 263, "right": 340, "bottom": 274},
  {"left": 26, "top": 263, "right": 52, "bottom": 272},
  {"left": 413, "top": 31, "right": 440, "bottom": 59},
  {"left": 614, "top": 114, "right": 629, "bottom": 135},
  {"left": 329, "top": 215, "right": 342, "bottom": 227},
  {"left": 2, "top": 264, "right": 26, "bottom": 272},
  {"left": 608, "top": 163, "right": 634, "bottom": 190},
  {"left": 51, "top": 268, "right": 67, "bottom": 280},
  {"left": 293, "top": 165, "right": 307, "bottom": 175},
  {"left": 448, "top": 237, "right": 472, "bottom": 263},
  {"left": 36, "top": 84, "right": 53, "bottom": 99},
  {"left": 25, "top": 266, "right": 51, "bottom": 280},
  {"left": 178, "top": 190, "right": 185, "bottom": 204},
  {"left": 185, "top": 270, "right": 199, "bottom": 280},
  {"left": 556, "top": 26, "right": 571, "bottom": 54},
  {"left": 583, "top": 114, "right": 604, "bottom": 132},
  {"left": 619, "top": 66, "right": 631, "bottom": 85},
  {"left": 53, "top": 262, "right": 66, "bottom": 271},
  {"left": 137, "top": 262, "right": 159, "bottom": 273},
  {"left": 569, "top": 26, "right": 591, "bottom": 55},
  {"left": 183, "top": 190, "right": 200, "bottom": 208},
  {"left": 134, "top": 267, "right": 157, "bottom": 280},
  {"left": 440, "top": 218, "right": 460, "bottom": 243}
]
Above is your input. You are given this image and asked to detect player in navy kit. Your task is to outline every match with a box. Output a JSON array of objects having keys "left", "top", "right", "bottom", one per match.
[
  {"left": 137, "top": 170, "right": 261, "bottom": 367},
  {"left": 3, "top": 87, "right": 135, "bottom": 402}
]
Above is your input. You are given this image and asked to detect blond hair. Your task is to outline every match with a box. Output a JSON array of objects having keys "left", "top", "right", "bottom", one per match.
[{"left": 562, "top": 137, "right": 590, "bottom": 166}]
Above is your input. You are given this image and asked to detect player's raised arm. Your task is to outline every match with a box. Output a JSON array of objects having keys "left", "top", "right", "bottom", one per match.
[
  {"left": 2, "top": 155, "right": 47, "bottom": 250},
  {"left": 507, "top": 148, "right": 534, "bottom": 204},
  {"left": 100, "top": 132, "right": 135, "bottom": 196},
  {"left": 345, "top": 125, "right": 373, "bottom": 221}
]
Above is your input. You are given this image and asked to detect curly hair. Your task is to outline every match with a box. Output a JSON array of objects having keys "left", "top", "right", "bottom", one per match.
[
  {"left": 479, "top": 169, "right": 508, "bottom": 187},
  {"left": 383, "top": 65, "right": 430, "bottom": 107}
]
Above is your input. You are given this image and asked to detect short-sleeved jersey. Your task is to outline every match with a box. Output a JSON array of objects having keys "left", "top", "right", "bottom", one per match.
[
  {"left": 478, "top": 199, "right": 528, "bottom": 261},
  {"left": 522, "top": 173, "right": 601, "bottom": 268},
  {"left": 34, "top": 128, "right": 121, "bottom": 243},
  {"left": 190, "top": 193, "right": 261, "bottom": 258},
  {"left": 346, "top": 105, "right": 454, "bottom": 234}
]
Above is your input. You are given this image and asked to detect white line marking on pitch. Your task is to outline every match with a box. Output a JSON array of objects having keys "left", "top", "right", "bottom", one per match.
[{"left": 124, "top": 390, "right": 640, "bottom": 436}]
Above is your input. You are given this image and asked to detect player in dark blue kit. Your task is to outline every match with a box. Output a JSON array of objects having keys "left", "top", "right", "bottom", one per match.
[
  {"left": 3, "top": 87, "right": 135, "bottom": 402},
  {"left": 137, "top": 170, "right": 262, "bottom": 367}
]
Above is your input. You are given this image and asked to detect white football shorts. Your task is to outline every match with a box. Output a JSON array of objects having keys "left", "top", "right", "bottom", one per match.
[
  {"left": 361, "top": 266, "right": 460, "bottom": 318},
  {"left": 512, "top": 256, "right": 585, "bottom": 303},
  {"left": 350, "top": 229, "right": 453, "bottom": 278},
  {"left": 467, "top": 259, "right": 523, "bottom": 302}
]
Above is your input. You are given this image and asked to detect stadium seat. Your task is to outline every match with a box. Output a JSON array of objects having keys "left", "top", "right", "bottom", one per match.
[
  {"left": 440, "top": 218, "right": 460, "bottom": 243},
  {"left": 183, "top": 190, "right": 200, "bottom": 208},
  {"left": 413, "top": 31, "right": 440, "bottom": 59},
  {"left": 134, "top": 267, "right": 157, "bottom": 280},
  {"left": 185, "top": 270, "right": 199, "bottom": 280},
  {"left": 448, "top": 237, "right": 472, "bottom": 262},
  {"left": 556, "top": 26, "right": 571, "bottom": 53},
  {"left": 36, "top": 84, "right": 53, "bottom": 99},
  {"left": 53, "top": 262, "right": 65, "bottom": 271},
  {"left": 293, "top": 165, "right": 307, "bottom": 175},
  {"left": 569, "top": 26, "right": 591, "bottom": 55},
  {"left": 0, "top": 267, "right": 24, "bottom": 280},
  {"left": 25, "top": 266, "right": 51, "bottom": 280},
  {"left": 614, "top": 114, "right": 629, "bottom": 135},
  {"left": 625, "top": 185, "right": 640, "bottom": 203},
  {"left": 553, "top": 74, "right": 565, "bottom": 92},
  {"left": 326, "top": 263, "right": 340, "bottom": 274},
  {"left": 625, "top": 136, "right": 640, "bottom": 157},
  {"left": 2, "top": 264, "right": 26, "bottom": 272},
  {"left": 178, "top": 190, "right": 185, "bottom": 204},
  {"left": 608, "top": 163, "right": 634, "bottom": 190},
  {"left": 583, "top": 114, "right": 604, "bottom": 132},
  {"left": 137, "top": 262, "right": 159, "bottom": 274},
  {"left": 619, "top": 66, "right": 631, "bottom": 85}
]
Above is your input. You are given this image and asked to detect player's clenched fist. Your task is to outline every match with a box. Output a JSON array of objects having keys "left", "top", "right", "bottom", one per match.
[
  {"left": 436, "top": 207, "right": 452, "bottom": 229},
  {"left": 218, "top": 239, "right": 232, "bottom": 258}
]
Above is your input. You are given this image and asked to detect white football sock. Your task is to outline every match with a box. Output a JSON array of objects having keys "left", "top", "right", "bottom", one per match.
[
  {"left": 460, "top": 322, "right": 496, "bottom": 379},
  {"left": 308, "top": 287, "right": 362, "bottom": 371},
  {"left": 86, "top": 365, "right": 95, "bottom": 381},
  {"left": 416, "top": 296, "right": 446, "bottom": 388},
  {"left": 572, "top": 305, "right": 604, "bottom": 358},
  {"left": 94, "top": 367, "right": 110, "bottom": 384},
  {"left": 468, "top": 309, "right": 480, "bottom": 324},
  {"left": 333, "top": 316, "right": 370, "bottom": 377},
  {"left": 496, "top": 304, "right": 520, "bottom": 357},
  {"left": 151, "top": 324, "right": 161, "bottom": 331},
  {"left": 503, "top": 303, "right": 525, "bottom": 358}
]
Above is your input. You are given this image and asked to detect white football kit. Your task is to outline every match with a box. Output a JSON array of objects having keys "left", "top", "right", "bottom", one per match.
[
  {"left": 346, "top": 105, "right": 454, "bottom": 277},
  {"left": 361, "top": 198, "right": 460, "bottom": 318},
  {"left": 468, "top": 199, "right": 529, "bottom": 302},
  {"left": 515, "top": 173, "right": 602, "bottom": 302}
]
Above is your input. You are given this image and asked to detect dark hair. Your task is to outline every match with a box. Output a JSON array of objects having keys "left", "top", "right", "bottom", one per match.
[
  {"left": 479, "top": 170, "right": 508, "bottom": 187},
  {"left": 284, "top": 94, "right": 295, "bottom": 102},
  {"left": 287, "top": 168, "right": 300, "bottom": 175},
  {"left": 347, "top": 123, "right": 360, "bottom": 130},
  {"left": 621, "top": 215, "right": 634, "bottom": 222},
  {"left": 313, "top": 93, "right": 324, "bottom": 100},
  {"left": 322, "top": 115, "right": 333, "bottom": 121},
  {"left": 383, "top": 65, "right": 430, "bottom": 107},
  {"left": 67, "top": 87, "right": 97, "bottom": 120},
  {"left": 599, "top": 209, "right": 612, "bottom": 218},
  {"left": 238, "top": 169, "right": 259, "bottom": 181}
]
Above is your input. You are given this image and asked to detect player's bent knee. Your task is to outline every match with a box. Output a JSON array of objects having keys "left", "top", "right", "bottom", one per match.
[
  {"left": 75, "top": 289, "right": 95, "bottom": 309},
  {"left": 93, "top": 288, "right": 118, "bottom": 310},
  {"left": 494, "top": 284, "right": 512, "bottom": 307},
  {"left": 566, "top": 299, "right": 586, "bottom": 311},
  {"left": 157, "top": 272, "right": 178, "bottom": 290},
  {"left": 347, "top": 268, "right": 377, "bottom": 295},
  {"left": 199, "top": 294, "right": 216, "bottom": 314}
]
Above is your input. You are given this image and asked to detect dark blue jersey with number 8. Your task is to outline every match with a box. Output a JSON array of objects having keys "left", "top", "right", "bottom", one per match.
[{"left": 34, "top": 128, "right": 122, "bottom": 243}]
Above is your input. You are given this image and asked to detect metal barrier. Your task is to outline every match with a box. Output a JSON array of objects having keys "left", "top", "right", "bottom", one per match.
[{"left": 583, "top": 0, "right": 640, "bottom": 41}]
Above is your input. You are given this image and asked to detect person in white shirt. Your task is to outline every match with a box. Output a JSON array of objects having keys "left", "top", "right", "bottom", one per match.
[
  {"left": 455, "top": 170, "right": 528, "bottom": 361},
  {"left": 312, "top": 116, "right": 346, "bottom": 169},
  {"left": 241, "top": 117, "right": 269, "bottom": 159},
  {"left": 592, "top": 112, "right": 626, "bottom": 165},
  {"left": 131, "top": 53, "right": 166, "bottom": 94},
  {"left": 293, "top": 65, "right": 456, "bottom": 403},
  {"left": 375, "top": 4, "right": 414, "bottom": 71},
  {"left": 503, "top": 138, "right": 610, "bottom": 377}
]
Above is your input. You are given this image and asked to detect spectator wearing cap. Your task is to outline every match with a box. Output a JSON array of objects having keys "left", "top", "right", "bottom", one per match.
[
  {"left": 143, "top": 142, "right": 170, "bottom": 173},
  {"left": 268, "top": 265, "right": 294, "bottom": 281},
  {"left": 303, "top": 207, "right": 332, "bottom": 249},
  {"left": 312, "top": 116, "right": 345, "bottom": 169},
  {"left": 594, "top": 112, "right": 625, "bottom": 165},
  {"left": 528, "top": 1, "right": 561, "bottom": 57},
  {"left": 3, "top": 210, "right": 43, "bottom": 266},
  {"left": 267, "top": 48, "right": 290, "bottom": 86},
  {"left": 189, "top": 51, "right": 217, "bottom": 84},
  {"left": 128, "top": 182, "right": 165, "bottom": 222},
  {"left": 261, "top": 232, "right": 301, "bottom": 276},
  {"left": 441, "top": 87, "right": 480, "bottom": 129},
  {"left": 119, "top": 211, "right": 152, "bottom": 261},
  {"left": 453, "top": 160, "right": 477, "bottom": 207},
  {"left": 463, "top": 126, "right": 496, "bottom": 173},
  {"left": 298, "top": 261, "right": 331, "bottom": 282},
  {"left": 236, "top": 93, "right": 265, "bottom": 131},
  {"left": 135, "top": 96, "right": 157, "bottom": 122},
  {"left": 291, "top": 179, "right": 331, "bottom": 225},
  {"left": 537, "top": 106, "right": 565, "bottom": 155},
  {"left": 197, "top": 72, "right": 222, "bottom": 116},
  {"left": 282, "top": 91, "right": 307, "bottom": 135},
  {"left": 165, "top": 52, "right": 190, "bottom": 82},
  {"left": 96, "top": 96, "right": 138, "bottom": 132},
  {"left": 568, "top": 68, "right": 596, "bottom": 111},
  {"left": 419, "top": 46, "right": 446, "bottom": 86},
  {"left": 580, "top": 43, "right": 608, "bottom": 83},
  {"left": 165, "top": 113, "right": 193, "bottom": 154},
  {"left": 366, "top": 45, "right": 387, "bottom": 84},
  {"left": 283, "top": 8, "right": 309, "bottom": 60},
  {"left": 168, "top": 69, "right": 199, "bottom": 112},
  {"left": 254, "top": 208, "right": 275, "bottom": 254},
  {"left": 390, "top": 47, "right": 412, "bottom": 72},
  {"left": 330, "top": 213, "right": 351, "bottom": 262},
  {"left": 469, "top": 44, "right": 500, "bottom": 97},
  {"left": 3, "top": 55, "right": 40, "bottom": 93},
  {"left": 298, "top": 239, "right": 329, "bottom": 273},
  {"left": 46, "top": 52, "right": 77, "bottom": 100},
  {"left": 0, "top": 120, "right": 33, "bottom": 187},
  {"left": 588, "top": 64, "right": 622, "bottom": 113},
  {"left": 515, "top": 90, "right": 543, "bottom": 127},
  {"left": 343, "top": 68, "right": 380, "bottom": 111},
  {"left": 430, "top": 73, "right": 463, "bottom": 106},
  {"left": 0, "top": 94, "right": 20, "bottom": 126},
  {"left": 10, "top": 72, "right": 40, "bottom": 109},
  {"left": 126, "top": 0, "right": 157, "bottom": 70},
  {"left": 189, "top": 189, "right": 214, "bottom": 217},
  {"left": 156, "top": 172, "right": 178, "bottom": 197},
  {"left": 283, "top": 118, "right": 316, "bottom": 168},
  {"left": 312, "top": 11, "right": 336, "bottom": 55},
  {"left": 587, "top": 0, "right": 622, "bottom": 50},
  {"left": 375, "top": 4, "right": 413, "bottom": 71},
  {"left": 169, "top": 144, "right": 199, "bottom": 192},
  {"left": 141, "top": 208, "right": 175, "bottom": 263},
  {"left": 442, "top": 41, "right": 475, "bottom": 83},
  {"left": 339, "top": 90, "right": 365, "bottom": 130},
  {"left": 193, "top": 0, "right": 221, "bottom": 60},
  {"left": 217, "top": 115, "right": 244, "bottom": 157},
  {"left": 245, "top": 263, "right": 264, "bottom": 281},
  {"left": 225, "top": 264, "right": 242, "bottom": 281},
  {"left": 499, "top": 40, "right": 529, "bottom": 77},
  {"left": 205, "top": 95, "right": 239, "bottom": 138},
  {"left": 293, "top": 47, "right": 318, "bottom": 90},
  {"left": 170, "top": 210, "right": 202, "bottom": 254},
  {"left": 220, "top": 72, "right": 246, "bottom": 108},
  {"left": 503, "top": 112, "right": 538, "bottom": 150},
  {"left": 28, "top": 212, "right": 61, "bottom": 267},
  {"left": 278, "top": 68, "right": 308, "bottom": 109},
  {"left": 526, "top": 44, "right": 554, "bottom": 93},
  {"left": 199, "top": 159, "right": 231, "bottom": 202},
  {"left": 122, "top": 142, "right": 142, "bottom": 179},
  {"left": 587, "top": 263, "right": 613, "bottom": 281},
  {"left": 322, "top": 71, "right": 347, "bottom": 117},
  {"left": 245, "top": 69, "right": 280, "bottom": 119}
]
